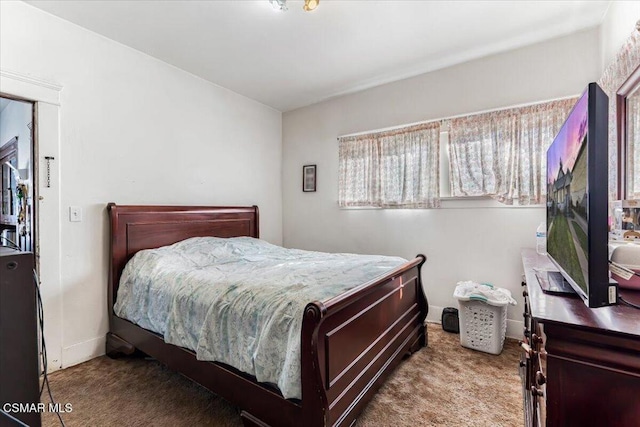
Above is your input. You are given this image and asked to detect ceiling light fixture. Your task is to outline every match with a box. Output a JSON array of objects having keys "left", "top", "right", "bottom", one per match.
[
  {"left": 303, "top": 0, "right": 319, "bottom": 12},
  {"left": 269, "top": 0, "right": 319, "bottom": 12}
]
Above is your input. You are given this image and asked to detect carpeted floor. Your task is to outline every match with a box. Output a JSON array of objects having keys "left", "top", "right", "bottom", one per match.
[{"left": 42, "top": 323, "right": 522, "bottom": 426}]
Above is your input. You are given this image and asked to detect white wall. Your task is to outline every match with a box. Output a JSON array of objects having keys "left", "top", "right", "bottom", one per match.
[
  {"left": 282, "top": 29, "right": 601, "bottom": 337},
  {"left": 0, "top": 1, "right": 282, "bottom": 368},
  {"left": 600, "top": 2, "right": 640, "bottom": 69}
]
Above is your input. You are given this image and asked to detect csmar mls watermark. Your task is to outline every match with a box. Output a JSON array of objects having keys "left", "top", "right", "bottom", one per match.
[{"left": 3, "top": 403, "right": 73, "bottom": 414}]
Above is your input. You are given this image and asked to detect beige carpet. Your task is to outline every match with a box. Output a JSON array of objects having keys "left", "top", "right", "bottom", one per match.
[{"left": 42, "top": 323, "right": 522, "bottom": 426}]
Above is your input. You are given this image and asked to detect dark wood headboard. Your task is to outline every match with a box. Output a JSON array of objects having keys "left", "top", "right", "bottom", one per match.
[{"left": 107, "top": 203, "right": 259, "bottom": 320}]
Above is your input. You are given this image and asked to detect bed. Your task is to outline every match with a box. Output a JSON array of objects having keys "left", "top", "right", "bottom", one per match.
[{"left": 106, "top": 204, "right": 428, "bottom": 426}]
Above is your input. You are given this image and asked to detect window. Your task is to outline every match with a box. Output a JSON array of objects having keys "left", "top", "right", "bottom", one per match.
[
  {"left": 601, "top": 28, "right": 640, "bottom": 199},
  {"left": 338, "top": 122, "right": 440, "bottom": 208},
  {"left": 447, "top": 98, "right": 577, "bottom": 205},
  {"left": 339, "top": 98, "right": 576, "bottom": 209}
]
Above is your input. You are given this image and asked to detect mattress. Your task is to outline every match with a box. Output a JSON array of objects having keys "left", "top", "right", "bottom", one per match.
[{"left": 113, "top": 236, "right": 406, "bottom": 399}]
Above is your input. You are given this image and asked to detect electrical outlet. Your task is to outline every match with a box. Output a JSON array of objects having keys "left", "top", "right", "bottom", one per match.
[{"left": 69, "top": 206, "right": 82, "bottom": 222}]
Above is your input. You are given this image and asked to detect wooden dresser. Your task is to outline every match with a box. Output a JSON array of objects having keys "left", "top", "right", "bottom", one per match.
[{"left": 520, "top": 249, "right": 640, "bottom": 427}]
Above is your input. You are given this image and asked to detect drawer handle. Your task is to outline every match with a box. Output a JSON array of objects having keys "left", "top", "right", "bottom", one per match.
[
  {"left": 536, "top": 371, "right": 546, "bottom": 386},
  {"left": 532, "top": 333, "right": 543, "bottom": 345},
  {"left": 522, "top": 290, "right": 529, "bottom": 297},
  {"left": 520, "top": 342, "right": 534, "bottom": 357},
  {"left": 531, "top": 386, "right": 544, "bottom": 397}
]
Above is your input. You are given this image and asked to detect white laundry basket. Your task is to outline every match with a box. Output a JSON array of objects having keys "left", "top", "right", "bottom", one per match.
[{"left": 453, "top": 281, "right": 517, "bottom": 355}]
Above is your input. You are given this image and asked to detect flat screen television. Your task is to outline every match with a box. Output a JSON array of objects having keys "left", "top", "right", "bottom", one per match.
[{"left": 546, "top": 82, "right": 616, "bottom": 308}]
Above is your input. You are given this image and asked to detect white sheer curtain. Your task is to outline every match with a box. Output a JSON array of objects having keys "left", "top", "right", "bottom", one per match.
[
  {"left": 338, "top": 122, "right": 440, "bottom": 208},
  {"left": 448, "top": 98, "right": 577, "bottom": 205},
  {"left": 598, "top": 25, "right": 640, "bottom": 200},
  {"left": 628, "top": 93, "right": 640, "bottom": 198}
]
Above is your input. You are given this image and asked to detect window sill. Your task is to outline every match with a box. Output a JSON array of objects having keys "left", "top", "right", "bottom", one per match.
[{"left": 338, "top": 198, "right": 546, "bottom": 210}]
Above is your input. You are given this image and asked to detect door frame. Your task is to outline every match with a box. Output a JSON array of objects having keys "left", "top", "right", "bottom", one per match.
[{"left": 1, "top": 68, "right": 63, "bottom": 372}]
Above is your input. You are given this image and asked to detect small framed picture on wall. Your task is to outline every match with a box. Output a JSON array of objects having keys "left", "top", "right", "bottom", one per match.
[{"left": 303, "top": 164, "right": 317, "bottom": 192}]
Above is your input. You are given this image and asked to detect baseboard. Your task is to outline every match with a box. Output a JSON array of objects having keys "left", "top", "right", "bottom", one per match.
[
  {"left": 58, "top": 309, "right": 522, "bottom": 369},
  {"left": 62, "top": 336, "right": 105, "bottom": 368},
  {"left": 426, "top": 305, "right": 444, "bottom": 325},
  {"left": 505, "top": 319, "right": 524, "bottom": 340},
  {"left": 427, "top": 304, "right": 523, "bottom": 340}
]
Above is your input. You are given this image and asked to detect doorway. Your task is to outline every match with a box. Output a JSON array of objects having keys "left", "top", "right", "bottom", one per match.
[
  {"left": 0, "top": 96, "right": 35, "bottom": 252},
  {"left": 1, "top": 71, "right": 64, "bottom": 371}
]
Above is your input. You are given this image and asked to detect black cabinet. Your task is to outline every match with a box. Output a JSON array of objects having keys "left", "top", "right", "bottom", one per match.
[{"left": 0, "top": 248, "right": 40, "bottom": 427}]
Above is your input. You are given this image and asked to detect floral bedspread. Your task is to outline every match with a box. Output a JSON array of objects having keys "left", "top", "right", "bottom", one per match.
[{"left": 114, "top": 236, "right": 406, "bottom": 399}]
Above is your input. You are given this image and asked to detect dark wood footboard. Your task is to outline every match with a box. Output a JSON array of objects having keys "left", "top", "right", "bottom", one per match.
[
  {"left": 107, "top": 204, "right": 428, "bottom": 427},
  {"left": 299, "top": 255, "right": 427, "bottom": 427}
]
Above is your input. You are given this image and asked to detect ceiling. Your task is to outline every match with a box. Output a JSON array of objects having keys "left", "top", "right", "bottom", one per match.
[{"left": 25, "top": 1, "right": 610, "bottom": 112}]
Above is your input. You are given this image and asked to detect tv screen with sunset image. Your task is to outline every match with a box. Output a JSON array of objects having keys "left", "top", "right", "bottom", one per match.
[{"left": 546, "top": 93, "right": 589, "bottom": 294}]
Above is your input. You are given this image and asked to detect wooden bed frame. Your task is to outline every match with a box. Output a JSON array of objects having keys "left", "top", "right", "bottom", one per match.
[{"left": 107, "top": 203, "right": 428, "bottom": 427}]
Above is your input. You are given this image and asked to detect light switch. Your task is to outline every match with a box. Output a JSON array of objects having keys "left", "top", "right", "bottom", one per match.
[{"left": 69, "top": 206, "right": 82, "bottom": 222}]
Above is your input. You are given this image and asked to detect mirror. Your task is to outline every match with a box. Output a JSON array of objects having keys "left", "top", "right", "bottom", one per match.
[
  {"left": 0, "top": 97, "right": 34, "bottom": 251},
  {"left": 0, "top": 138, "right": 18, "bottom": 224},
  {"left": 618, "top": 66, "right": 640, "bottom": 199}
]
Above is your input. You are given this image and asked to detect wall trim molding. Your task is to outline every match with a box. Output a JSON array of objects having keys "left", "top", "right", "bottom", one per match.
[
  {"left": 62, "top": 336, "right": 106, "bottom": 369},
  {"left": 0, "top": 68, "right": 62, "bottom": 105},
  {"left": 428, "top": 304, "right": 523, "bottom": 340}
]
